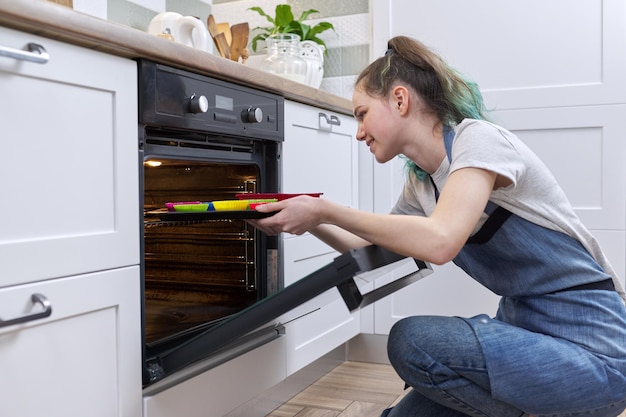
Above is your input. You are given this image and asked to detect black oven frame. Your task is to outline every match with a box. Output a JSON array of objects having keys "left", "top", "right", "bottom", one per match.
[
  {"left": 138, "top": 61, "right": 285, "bottom": 387},
  {"left": 139, "top": 149, "right": 283, "bottom": 388}
]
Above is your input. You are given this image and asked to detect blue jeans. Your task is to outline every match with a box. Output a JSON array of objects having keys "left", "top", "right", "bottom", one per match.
[{"left": 382, "top": 315, "right": 626, "bottom": 417}]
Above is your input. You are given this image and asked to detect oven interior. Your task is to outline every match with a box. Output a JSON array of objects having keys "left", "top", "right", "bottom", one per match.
[{"left": 143, "top": 158, "right": 270, "bottom": 351}]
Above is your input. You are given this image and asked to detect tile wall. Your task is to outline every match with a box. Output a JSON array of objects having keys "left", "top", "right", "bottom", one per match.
[
  {"left": 212, "top": 0, "right": 370, "bottom": 99},
  {"left": 73, "top": 0, "right": 211, "bottom": 29}
]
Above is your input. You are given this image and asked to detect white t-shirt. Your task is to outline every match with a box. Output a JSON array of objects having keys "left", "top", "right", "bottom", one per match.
[{"left": 391, "top": 118, "right": 625, "bottom": 299}]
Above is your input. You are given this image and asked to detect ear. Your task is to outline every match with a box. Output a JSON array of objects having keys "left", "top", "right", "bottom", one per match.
[{"left": 391, "top": 85, "right": 410, "bottom": 116}]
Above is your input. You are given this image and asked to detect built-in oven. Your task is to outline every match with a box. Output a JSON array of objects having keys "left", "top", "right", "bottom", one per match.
[
  {"left": 138, "top": 61, "right": 432, "bottom": 393},
  {"left": 139, "top": 61, "right": 284, "bottom": 387}
]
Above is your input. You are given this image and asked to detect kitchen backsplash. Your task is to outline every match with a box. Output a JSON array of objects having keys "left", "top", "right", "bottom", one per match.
[
  {"left": 212, "top": 0, "right": 369, "bottom": 99},
  {"left": 71, "top": 0, "right": 369, "bottom": 100}
]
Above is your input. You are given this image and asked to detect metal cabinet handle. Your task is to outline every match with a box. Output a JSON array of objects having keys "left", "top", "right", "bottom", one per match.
[
  {"left": 0, "top": 42, "right": 49, "bottom": 64},
  {"left": 0, "top": 293, "right": 52, "bottom": 328},
  {"left": 319, "top": 112, "right": 341, "bottom": 128}
]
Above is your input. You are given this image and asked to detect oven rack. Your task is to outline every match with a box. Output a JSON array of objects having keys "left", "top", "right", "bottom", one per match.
[{"left": 144, "top": 209, "right": 274, "bottom": 226}]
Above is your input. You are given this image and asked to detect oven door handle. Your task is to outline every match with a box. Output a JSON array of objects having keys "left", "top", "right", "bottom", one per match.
[
  {"left": 143, "top": 324, "right": 284, "bottom": 393},
  {"left": 337, "top": 266, "right": 431, "bottom": 312}
]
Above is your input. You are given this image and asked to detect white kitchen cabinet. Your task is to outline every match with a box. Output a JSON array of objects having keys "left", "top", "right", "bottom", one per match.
[
  {"left": 0, "top": 26, "right": 141, "bottom": 417},
  {"left": 0, "top": 25, "right": 139, "bottom": 288},
  {"left": 282, "top": 100, "right": 359, "bottom": 208},
  {"left": 0, "top": 267, "right": 142, "bottom": 417},
  {"left": 282, "top": 234, "right": 361, "bottom": 374},
  {"left": 281, "top": 100, "right": 360, "bottom": 375}
]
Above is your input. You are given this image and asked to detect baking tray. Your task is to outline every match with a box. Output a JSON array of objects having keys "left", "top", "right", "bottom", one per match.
[{"left": 145, "top": 209, "right": 276, "bottom": 221}]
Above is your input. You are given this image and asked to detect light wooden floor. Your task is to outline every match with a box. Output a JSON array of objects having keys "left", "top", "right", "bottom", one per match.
[
  {"left": 266, "top": 361, "right": 626, "bottom": 417},
  {"left": 265, "top": 361, "right": 407, "bottom": 417}
]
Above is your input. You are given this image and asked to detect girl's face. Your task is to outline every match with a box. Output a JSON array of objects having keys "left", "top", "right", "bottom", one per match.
[{"left": 352, "top": 86, "right": 405, "bottom": 163}]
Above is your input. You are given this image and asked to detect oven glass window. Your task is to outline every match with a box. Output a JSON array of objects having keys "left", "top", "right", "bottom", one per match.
[{"left": 143, "top": 159, "right": 261, "bottom": 346}]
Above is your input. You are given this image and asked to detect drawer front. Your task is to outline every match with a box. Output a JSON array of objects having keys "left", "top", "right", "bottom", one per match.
[
  {"left": 281, "top": 234, "right": 359, "bottom": 375},
  {"left": 0, "top": 267, "right": 142, "bottom": 417}
]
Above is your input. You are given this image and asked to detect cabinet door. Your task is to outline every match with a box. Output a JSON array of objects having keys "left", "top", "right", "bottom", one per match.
[
  {"left": 282, "top": 102, "right": 360, "bottom": 374},
  {"left": 0, "top": 267, "right": 142, "bottom": 417},
  {"left": 0, "top": 27, "right": 139, "bottom": 287},
  {"left": 494, "top": 105, "right": 626, "bottom": 281},
  {"left": 378, "top": 0, "right": 626, "bottom": 110},
  {"left": 283, "top": 100, "right": 358, "bottom": 207},
  {"left": 282, "top": 235, "right": 360, "bottom": 375}
]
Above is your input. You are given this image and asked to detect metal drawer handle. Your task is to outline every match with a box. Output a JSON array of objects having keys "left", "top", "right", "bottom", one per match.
[
  {"left": 319, "top": 112, "right": 341, "bottom": 127},
  {"left": 0, "top": 42, "right": 50, "bottom": 64},
  {"left": 0, "top": 293, "right": 52, "bottom": 328}
]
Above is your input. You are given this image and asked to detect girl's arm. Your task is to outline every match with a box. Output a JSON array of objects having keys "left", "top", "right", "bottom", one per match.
[{"left": 254, "top": 167, "right": 497, "bottom": 264}]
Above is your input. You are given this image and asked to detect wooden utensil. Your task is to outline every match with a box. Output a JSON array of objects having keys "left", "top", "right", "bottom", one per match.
[
  {"left": 216, "top": 22, "right": 232, "bottom": 46},
  {"left": 229, "top": 22, "right": 249, "bottom": 62},
  {"left": 207, "top": 14, "right": 230, "bottom": 59},
  {"left": 207, "top": 14, "right": 221, "bottom": 53},
  {"left": 207, "top": 14, "right": 219, "bottom": 38},
  {"left": 214, "top": 33, "right": 231, "bottom": 59}
]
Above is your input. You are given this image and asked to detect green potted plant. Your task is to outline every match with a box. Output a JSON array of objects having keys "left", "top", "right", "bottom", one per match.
[{"left": 248, "top": 4, "right": 335, "bottom": 54}]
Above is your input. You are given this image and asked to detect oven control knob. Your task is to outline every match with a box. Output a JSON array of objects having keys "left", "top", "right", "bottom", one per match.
[
  {"left": 242, "top": 106, "right": 263, "bottom": 123},
  {"left": 189, "top": 94, "right": 209, "bottom": 114}
]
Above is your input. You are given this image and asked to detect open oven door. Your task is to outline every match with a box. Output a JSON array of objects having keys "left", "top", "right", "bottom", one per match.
[{"left": 143, "top": 245, "right": 431, "bottom": 388}]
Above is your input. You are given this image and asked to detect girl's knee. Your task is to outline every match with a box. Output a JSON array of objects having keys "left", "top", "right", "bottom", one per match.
[{"left": 387, "top": 318, "right": 414, "bottom": 366}]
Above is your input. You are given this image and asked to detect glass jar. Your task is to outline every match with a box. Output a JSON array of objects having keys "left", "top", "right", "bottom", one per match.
[{"left": 260, "top": 34, "right": 307, "bottom": 84}]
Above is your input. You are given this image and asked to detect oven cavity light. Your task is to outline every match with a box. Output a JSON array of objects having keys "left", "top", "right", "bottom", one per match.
[{"left": 145, "top": 160, "right": 162, "bottom": 167}]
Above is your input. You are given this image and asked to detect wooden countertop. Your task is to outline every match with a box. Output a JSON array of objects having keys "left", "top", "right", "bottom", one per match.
[{"left": 0, "top": 0, "right": 353, "bottom": 115}]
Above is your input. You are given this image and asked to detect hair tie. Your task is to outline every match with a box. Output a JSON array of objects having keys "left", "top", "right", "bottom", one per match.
[{"left": 385, "top": 48, "right": 394, "bottom": 56}]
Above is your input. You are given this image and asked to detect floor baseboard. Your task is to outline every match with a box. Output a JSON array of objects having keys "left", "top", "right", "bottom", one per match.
[{"left": 347, "top": 333, "right": 390, "bottom": 364}]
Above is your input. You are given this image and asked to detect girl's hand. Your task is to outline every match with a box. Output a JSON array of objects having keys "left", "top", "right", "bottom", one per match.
[{"left": 249, "top": 195, "right": 325, "bottom": 236}]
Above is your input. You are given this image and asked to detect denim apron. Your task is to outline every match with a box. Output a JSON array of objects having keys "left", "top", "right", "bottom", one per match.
[{"left": 435, "top": 127, "right": 626, "bottom": 415}]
